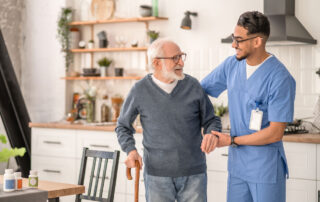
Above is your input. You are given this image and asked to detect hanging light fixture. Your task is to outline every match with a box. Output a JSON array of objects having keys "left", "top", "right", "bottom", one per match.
[{"left": 180, "top": 11, "right": 198, "bottom": 30}]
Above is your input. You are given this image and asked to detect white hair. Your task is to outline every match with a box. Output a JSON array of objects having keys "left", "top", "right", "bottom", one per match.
[{"left": 147, "top": 38, "right": 177, "bottom": 70}]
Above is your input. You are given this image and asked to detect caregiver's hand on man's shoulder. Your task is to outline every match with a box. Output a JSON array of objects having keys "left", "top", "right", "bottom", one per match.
[
  {"left": 211, "top": 131, "right": 231, "bottom": 147},
  {"left": 125, "top": 149, "right": 143, "bottom": 169},
  {"left": 201, "top": 133, "right": 219, "bottom": 154}
]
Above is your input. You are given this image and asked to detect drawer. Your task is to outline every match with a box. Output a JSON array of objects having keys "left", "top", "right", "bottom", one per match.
[
  {"left": 284, "top": 142, "right": 316, "bottom": 180},
  {"left": 31, "top": 155, "right": 76, "bottom": 184},
  {"left": 206, "top": 147, "right": 228, "bottom": 172},
  {"left": 76, "top": 130, "right": 122, "bottom": 159},
  {"left": 32, "top": 128, "right": 76, "bottom": 158}
]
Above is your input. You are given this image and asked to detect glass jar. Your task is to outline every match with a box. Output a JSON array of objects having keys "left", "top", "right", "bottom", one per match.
[{"left": 86, "top": 99, "right": 95, "bottom": 123}]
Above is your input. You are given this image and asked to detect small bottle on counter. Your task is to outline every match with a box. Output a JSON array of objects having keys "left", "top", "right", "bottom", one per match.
[
  {"left": 28, "top": 170, "right": 38, "bottom": 188},
  {"left": 3, "top": 169, "right": 15, "bottom": 192},
  {"left": 14, "top": 172, "right": 23, "bottom": 190}
]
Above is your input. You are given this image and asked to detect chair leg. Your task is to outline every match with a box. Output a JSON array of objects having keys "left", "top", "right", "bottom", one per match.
[{"left": 48, "top": 197, "right": 60, "bottom": 202}]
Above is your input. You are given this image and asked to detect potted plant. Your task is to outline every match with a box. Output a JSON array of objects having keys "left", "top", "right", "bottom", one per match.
[
  {"left": 97, "top": 57, "right": 112, "bottom": 77},
  {"left": 88, "top": 39, "right": 94, "bottom": 49},
  {"left": 147, "top": 30, "right": 159, "bottom": 43},
  {"left": 0, "top": 134, "right": 26, "bottom": 168},
  {"left": 57, "top": 7, "right": 73, "bottom": 72}
]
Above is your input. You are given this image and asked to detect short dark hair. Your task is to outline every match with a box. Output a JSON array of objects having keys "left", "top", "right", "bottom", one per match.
[{"left": 237, "top": 11, "right": 270, "bottom": 38}]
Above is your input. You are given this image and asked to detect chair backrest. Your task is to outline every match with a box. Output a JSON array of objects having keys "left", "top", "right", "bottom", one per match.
[{"left": 76, "top": 147, "right": 120, "bottom": 202}]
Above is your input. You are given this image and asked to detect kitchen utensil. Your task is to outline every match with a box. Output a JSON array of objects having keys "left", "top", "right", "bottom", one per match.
[{"left": 126, "top": 160, "right": 140, "bottom": 202}]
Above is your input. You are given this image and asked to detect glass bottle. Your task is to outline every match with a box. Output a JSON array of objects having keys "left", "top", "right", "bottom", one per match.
[
  {"left": 101, "top": 95, "right": 110, "bottom": 122},
  {"left": 86, "top": 99, "right": 95, "bottom": 123}
]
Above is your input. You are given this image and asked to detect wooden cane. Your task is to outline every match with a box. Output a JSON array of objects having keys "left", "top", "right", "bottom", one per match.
[{"left": 126, "top": 160, "right": 140, "bottom": 202}]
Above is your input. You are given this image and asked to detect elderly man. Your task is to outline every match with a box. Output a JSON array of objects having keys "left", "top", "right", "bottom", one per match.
[{"left": 116, "top": 38, "right": 221, "bottom": 202}]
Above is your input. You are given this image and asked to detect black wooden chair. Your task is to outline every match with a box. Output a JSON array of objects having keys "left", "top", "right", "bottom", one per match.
[{"left": 76, "top": 147, "right": 120, "bottom": 202}]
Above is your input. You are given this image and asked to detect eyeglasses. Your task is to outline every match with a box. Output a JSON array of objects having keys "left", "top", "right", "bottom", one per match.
[
  {"left": 231, "top": 34, "right": 259, "bottom": 46},
  {"left": 155, "top": 53, "right": 187, "bottom": 64}
]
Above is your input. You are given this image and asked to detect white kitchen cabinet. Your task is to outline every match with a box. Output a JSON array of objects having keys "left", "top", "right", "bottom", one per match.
[
  {"left": 32, "top": 128, "right": 76, "bottom": 158},
  {"left": 31, "top": 127, "right": 144, "bottom": 202},
  {"left": 284, "top": 142, "right": 317, "bottom": 180},
  {"left": 207, "top": 171, "right": 228, "bottom": 202},
  {"left": 206, "top": 147, "right": 228, "bottom": 172},
  {"left": 287, "top": 178, "right": 317, "bottom": 202}
]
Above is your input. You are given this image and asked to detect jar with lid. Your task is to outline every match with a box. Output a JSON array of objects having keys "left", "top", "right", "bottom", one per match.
[
  {"left": 28, "top": 170, "right": 38, "bottom": 188},
  {"left": 3, "top": 169, "right": 15, "bottom": 192}
]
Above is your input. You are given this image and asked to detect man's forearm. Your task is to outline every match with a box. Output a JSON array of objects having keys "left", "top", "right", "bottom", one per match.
[{"left": 235, "top": 122, "right": 286, "bottom": 146}]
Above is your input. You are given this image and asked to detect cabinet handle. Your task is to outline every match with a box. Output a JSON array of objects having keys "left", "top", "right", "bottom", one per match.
[
  {"left": 89, "top": 144, "right": 110, "bottom": 148},
  {"left": 43, "top": 169, "right": 61, "bottom": 174},
  {"left": 43, "top": 141, "right": 61, "bottom": 145},
  {"left": 221, "top": 153, "right": 228, "bottom": 157}
]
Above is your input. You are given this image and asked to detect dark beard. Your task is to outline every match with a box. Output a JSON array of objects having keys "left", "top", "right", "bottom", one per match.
[{"left": 236, "top": 53, "right": 248, "bottom": 61}]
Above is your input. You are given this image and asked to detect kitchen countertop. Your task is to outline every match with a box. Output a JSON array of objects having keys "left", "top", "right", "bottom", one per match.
[
  {"left": 29, "top": 122, "right": 320, "bottom": 143},
  {"left": 29, "top": 122, "right": 143, "bottom": 133}
]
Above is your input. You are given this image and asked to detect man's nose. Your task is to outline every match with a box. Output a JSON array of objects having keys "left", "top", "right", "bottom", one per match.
[{"left": 178, "top": 57, "right": 184, "bottom": 67}]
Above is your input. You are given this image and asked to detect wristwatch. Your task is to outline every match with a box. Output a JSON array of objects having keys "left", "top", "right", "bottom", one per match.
[{"left": 230, "top": 136, "right": 238, "bottom": 148}]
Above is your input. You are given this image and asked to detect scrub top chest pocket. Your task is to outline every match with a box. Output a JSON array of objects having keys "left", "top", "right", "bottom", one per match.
[{"left": 249, "top": 102, "right": 263, "bottom": 131}]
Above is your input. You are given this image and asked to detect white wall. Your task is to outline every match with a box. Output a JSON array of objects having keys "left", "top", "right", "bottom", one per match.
[
  {"left": 22, "top": 0, "right": 67, "bottom": 122},
  {"left": 23, "top": 0, "right": 320, "bottom": 122}
]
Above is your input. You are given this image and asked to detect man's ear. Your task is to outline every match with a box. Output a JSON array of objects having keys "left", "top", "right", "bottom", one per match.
[
  {"left": 254, "top": 37, "right": 264, "bottom": 48},
  {"left": 153, "top": 58, "right": 161, "bottom": 69}
]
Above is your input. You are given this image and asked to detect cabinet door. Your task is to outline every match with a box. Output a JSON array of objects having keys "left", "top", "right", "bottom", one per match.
[
  {"left": 284, "top": 142, "right": 316, "bottom": 180},
  {"left": 207, "top": 171, "right": 228, "bottom": 202},
  {"left": 206, "top": 147, "right": 228, "bottom": 172},
  {"left": 287, "top": 178, "right": 317, "bottom": 202},
  {"left": 32, "top": 128, "right": 76, "bottom": 158},
  {"left": 317, "top": 145, "right": 320, "bottom": 181}
]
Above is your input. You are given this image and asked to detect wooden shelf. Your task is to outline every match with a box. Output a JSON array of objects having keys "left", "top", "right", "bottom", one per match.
[
  {"left": 69, "top": 17, "right": 168, "bottom": 26},
  {"left": 70, "top": 47, "right": 147, "bottom": 53},
  {"left": 61, "top": 76, "right": 143, "bottom": 80}
]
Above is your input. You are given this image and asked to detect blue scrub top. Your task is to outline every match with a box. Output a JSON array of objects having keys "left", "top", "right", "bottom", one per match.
[{"left": 201, "top": 55, "right": 296, "bottom": 183}]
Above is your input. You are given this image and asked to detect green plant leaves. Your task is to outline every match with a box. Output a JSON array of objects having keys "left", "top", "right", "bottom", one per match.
[{"left": 0, "top": 134, "right": 26, "bottom": 162}]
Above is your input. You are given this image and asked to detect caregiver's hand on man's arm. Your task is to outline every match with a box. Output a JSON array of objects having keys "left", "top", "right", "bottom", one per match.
[
  {"left": 201, "top": 133, "right": 219, "bottom": 154},
  {"left": 211, "top": 131, "right": 231, "bottom": 147}
]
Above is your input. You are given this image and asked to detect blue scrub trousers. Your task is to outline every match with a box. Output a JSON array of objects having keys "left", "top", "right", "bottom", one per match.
[{"left": 227, "top": 157, "right": 286, "bottom": 202}]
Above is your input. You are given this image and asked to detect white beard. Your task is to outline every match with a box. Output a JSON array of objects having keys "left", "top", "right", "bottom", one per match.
[{"left": 161, "top": 64, "right": 185, "bottom": 81}]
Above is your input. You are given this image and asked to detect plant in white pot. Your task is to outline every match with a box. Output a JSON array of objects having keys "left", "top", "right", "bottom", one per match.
[{"left": 97, "top": 57, "right": 112, "bottom": 77}]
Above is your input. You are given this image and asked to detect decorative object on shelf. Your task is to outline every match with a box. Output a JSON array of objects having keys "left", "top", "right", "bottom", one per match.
[
  {"left": 101, "top": 95, "right": 110, "bottom": 122},
  {"left": 139, "top": 5, "right": 152, "bottom": 17},
  {"left": 79, "top": 40, "right": 86, "bottom": 49},
  {"left": 91, "top": 0, "right": 115, "bottom": 20},
  {"left": 80, "top": 0, "right": 92, "bottom": 21},
  {"left": 111, "top": 96, "right": 123, "bottom": 122},
  {"left": 70, "top": 27, "right": 80, "bottom": 49},
  {"left": 115, "top": 35, "right": 127, "bottom": 47},
  {"left": 97, "top": 57, "right": 112, "bottom": 77},
  {"left": 147, "top": 30, "right": 159, "bottom": 43},
  {"left": 131, "top": 40, "right": 138, "bottom": 47},
  {"left": 84, "top": 86, "right": 97, "bottom": 123},
  {"left": 97, "top": 31, "right": 108, "bottom": 48},
  {"left": 88, "top": 39, "right": 94, "bottom": 49},
  {"left": 115, "top": 67, "right": 124, "bottom": 76},
  {"left": 57, "top": 7, "right": 73, "bottom": 72},
  {"left": 152, "top": 0, "right": 158, "bottom": 17},
  {"left": 82, "top": 68, "right": 100, "bottom": 77},
  {"left": 316, "top": 68, "right": 320, "bottom": 77},
  {"left": 181, "top": 11, "right": 198, "bottom": 30},
  {"left": 214, "top": 104, "right": 228, "bottom": 117}
]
